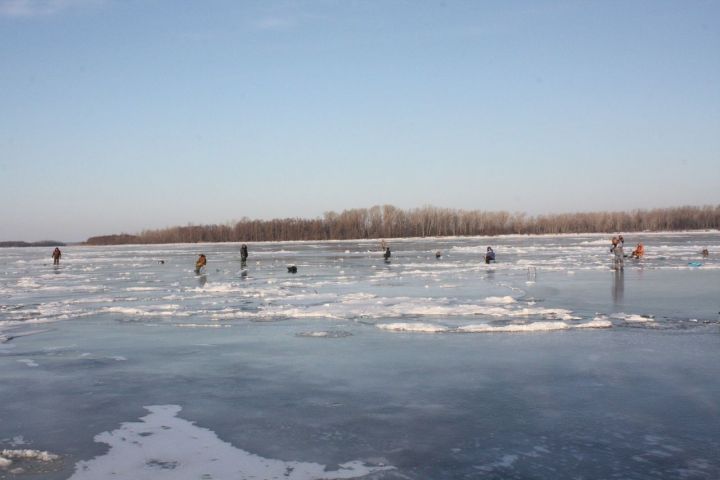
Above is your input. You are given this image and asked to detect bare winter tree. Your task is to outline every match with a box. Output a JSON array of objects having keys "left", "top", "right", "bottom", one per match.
[{"left": 85, "top": 205, "right": 720, "bottom": 245}]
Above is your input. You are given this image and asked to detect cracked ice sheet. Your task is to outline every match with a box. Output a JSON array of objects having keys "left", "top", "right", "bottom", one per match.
[{"left": 69, "top": 405, "right": 392, "bottom": 480}]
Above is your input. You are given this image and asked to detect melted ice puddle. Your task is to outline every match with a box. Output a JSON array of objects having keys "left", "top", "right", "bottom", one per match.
[{"left": 68, "top": 405, "right": 392, "bottom": 480}]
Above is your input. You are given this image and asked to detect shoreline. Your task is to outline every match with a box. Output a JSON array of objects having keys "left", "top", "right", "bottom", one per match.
[{"left": 5, "top": 229, "right": 718, "bottom": 248}]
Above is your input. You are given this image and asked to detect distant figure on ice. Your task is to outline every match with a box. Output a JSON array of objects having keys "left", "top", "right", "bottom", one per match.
[
  {"left": 51, "top": 247, "right": 62, "bottom": 265},
  {"left": 287, "top": 265, "right": 298, "bottom": 274},
  {"left": 611, "top": 240, "right": 624, "bottom": 270},
  {"left": 240, "top": 244, "right": 249, "bottom": 264},
  {"left": 383, "top": 247, "right": 391, "bottom": 262},
  {"left": 195, "top": 254, "right": 207, "bottom": 274},
  {"left": 630, "top": 243, "right": 645, "bottom": 259},
  {"left": 435, "top": 250, "right": 442, "bottom": 259},
  {"left": 485, "top": 247, "right": 495, "bottom": 264},
  {"left": 702, "top": 248, "right": 709, "bottom": 257}
]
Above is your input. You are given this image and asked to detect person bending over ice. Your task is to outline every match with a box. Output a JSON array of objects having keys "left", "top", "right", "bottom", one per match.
[
  {"left": 485, "top": 247, "right": 495, "bottom": 264},
  {"left": 195, "top": 254, "right": 207, "bottom": 274}
]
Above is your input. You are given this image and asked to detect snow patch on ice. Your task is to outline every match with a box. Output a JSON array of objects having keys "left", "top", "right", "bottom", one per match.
[
  {"left": 17, "top": 359, "right": 39, "bottom": 367},
  {"left": 580, "top": 239, "right": 612, "bottom": 245},
  {"left": 103, "top": 305, "right": 182, "bottom": 317},
  {"left": 457, "top": 319, "right": 611, "bottom": 333},
  {"left": 483, "top": 296, "right": 516, "bottom": 304},
  {"left": 17, "top": 278, "right": 41, "bottom": 288},
  {"left": 174, "top": 323, "right": 231, "bottom": 328},
  {"left": 68, "top": 405, "right": 392, "bottom": 479},
  {"left": 295, "top": 330, "right": 353, "bottom": 338},
  {"left": 376, "top": 323, "right": 449, "bottom": 333},
  {"left": 0, "top": 449, "right": 60, "bottom": 470},
  {"left": 611, "top": 312, "right": 655, "bottom": 323},
  {"left": 459, "top": 321, "right": 571, "bottom": 333},
  {"left": 575, "top": 319, "right": 613, "bottom": 329}
]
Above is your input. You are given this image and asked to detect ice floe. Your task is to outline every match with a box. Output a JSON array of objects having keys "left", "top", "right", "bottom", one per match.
[{"left": 0, "top": 449, "right": 60, "bottom": 472}]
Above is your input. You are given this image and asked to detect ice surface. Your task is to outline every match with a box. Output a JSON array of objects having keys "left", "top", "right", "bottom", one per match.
[{"left": 1, "top": 233, "right": 719, "bottom": 479}]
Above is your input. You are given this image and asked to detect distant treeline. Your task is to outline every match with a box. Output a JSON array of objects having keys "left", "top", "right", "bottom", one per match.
[
  {"left": 84, "top": 205, "right": 720, "bottom": 245},
  {"left": 0, "top": 241, "right": 66, "bottom": 248}
]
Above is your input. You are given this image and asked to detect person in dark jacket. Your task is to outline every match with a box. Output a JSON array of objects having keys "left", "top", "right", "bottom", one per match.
[
  {"left": 240, "top": 244, "right": 249, "bottom": 264},
  {"left": 611, "top": 241, "right": 624, "bottom": 270},
  {"left": 383, "top": 247, "right": 391, "bottom": 262},
  {"left": 52, "top": 247, "right": 62, "bottom": 265},
  {"left": 484, "top": 247, "right": 495, "bottom": 264}
]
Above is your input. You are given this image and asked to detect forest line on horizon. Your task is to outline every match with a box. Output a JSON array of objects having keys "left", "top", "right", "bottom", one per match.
[{"left": 84, "top": 205, "right": 720, "bottom": 245}]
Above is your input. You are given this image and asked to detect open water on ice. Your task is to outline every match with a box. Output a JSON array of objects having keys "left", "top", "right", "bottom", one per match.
[{"left": 0, "top": 233, "right": 719, "bottom": 479}]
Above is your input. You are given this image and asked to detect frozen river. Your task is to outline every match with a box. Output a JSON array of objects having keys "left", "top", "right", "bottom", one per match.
[{"left": 1, "top": 233, "right": 719, "bottom": 479}]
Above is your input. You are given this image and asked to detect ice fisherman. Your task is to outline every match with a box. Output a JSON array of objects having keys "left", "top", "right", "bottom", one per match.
[
  {"left": 630, "top": 243, "right": 645, "bottom": 259},
  {"left": 611, "top": 240, "right": 624, "bottom": 270},
  {"left": 485, "top": 247, "right": 495, "bottom": 264},
  {"left": 383, "top": 247, "right": 391, "bottom": 262},
  {"left": 51, "top": 247, "right": 62, "bottom": 265},
  {"left": 240, "top": 244, "right": 249, "bottom": 263},
  {"left": 195, "top": 254, "right": 207, "bottom": 274}
]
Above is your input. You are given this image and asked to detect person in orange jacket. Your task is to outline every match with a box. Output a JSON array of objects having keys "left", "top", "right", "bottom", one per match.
[{"left": 631, "top": 243, "right": 644, "bottom": 259}]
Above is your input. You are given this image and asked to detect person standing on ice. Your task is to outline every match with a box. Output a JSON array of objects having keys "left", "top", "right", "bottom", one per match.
[
  {"left": 51, "top": 247, "right": 62, "bottom": 265},
  {"left": 240, "top": 244, "right": 249, "bottom": 264},
  {"left": 611, "top": 239, "right": 624, "bottom": 270},
  {"left": 383, "top": 247, "right": 391, "bottom": 262}
]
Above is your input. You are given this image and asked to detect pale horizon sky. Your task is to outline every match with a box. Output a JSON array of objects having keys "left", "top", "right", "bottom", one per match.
[{"left": 1, "top": 0, "right": 719, "bottom": 242}]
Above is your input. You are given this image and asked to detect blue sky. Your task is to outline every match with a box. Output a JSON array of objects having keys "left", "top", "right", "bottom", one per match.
[{"left": 1, "top": 0, "right": 718, "bottom": 241}]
